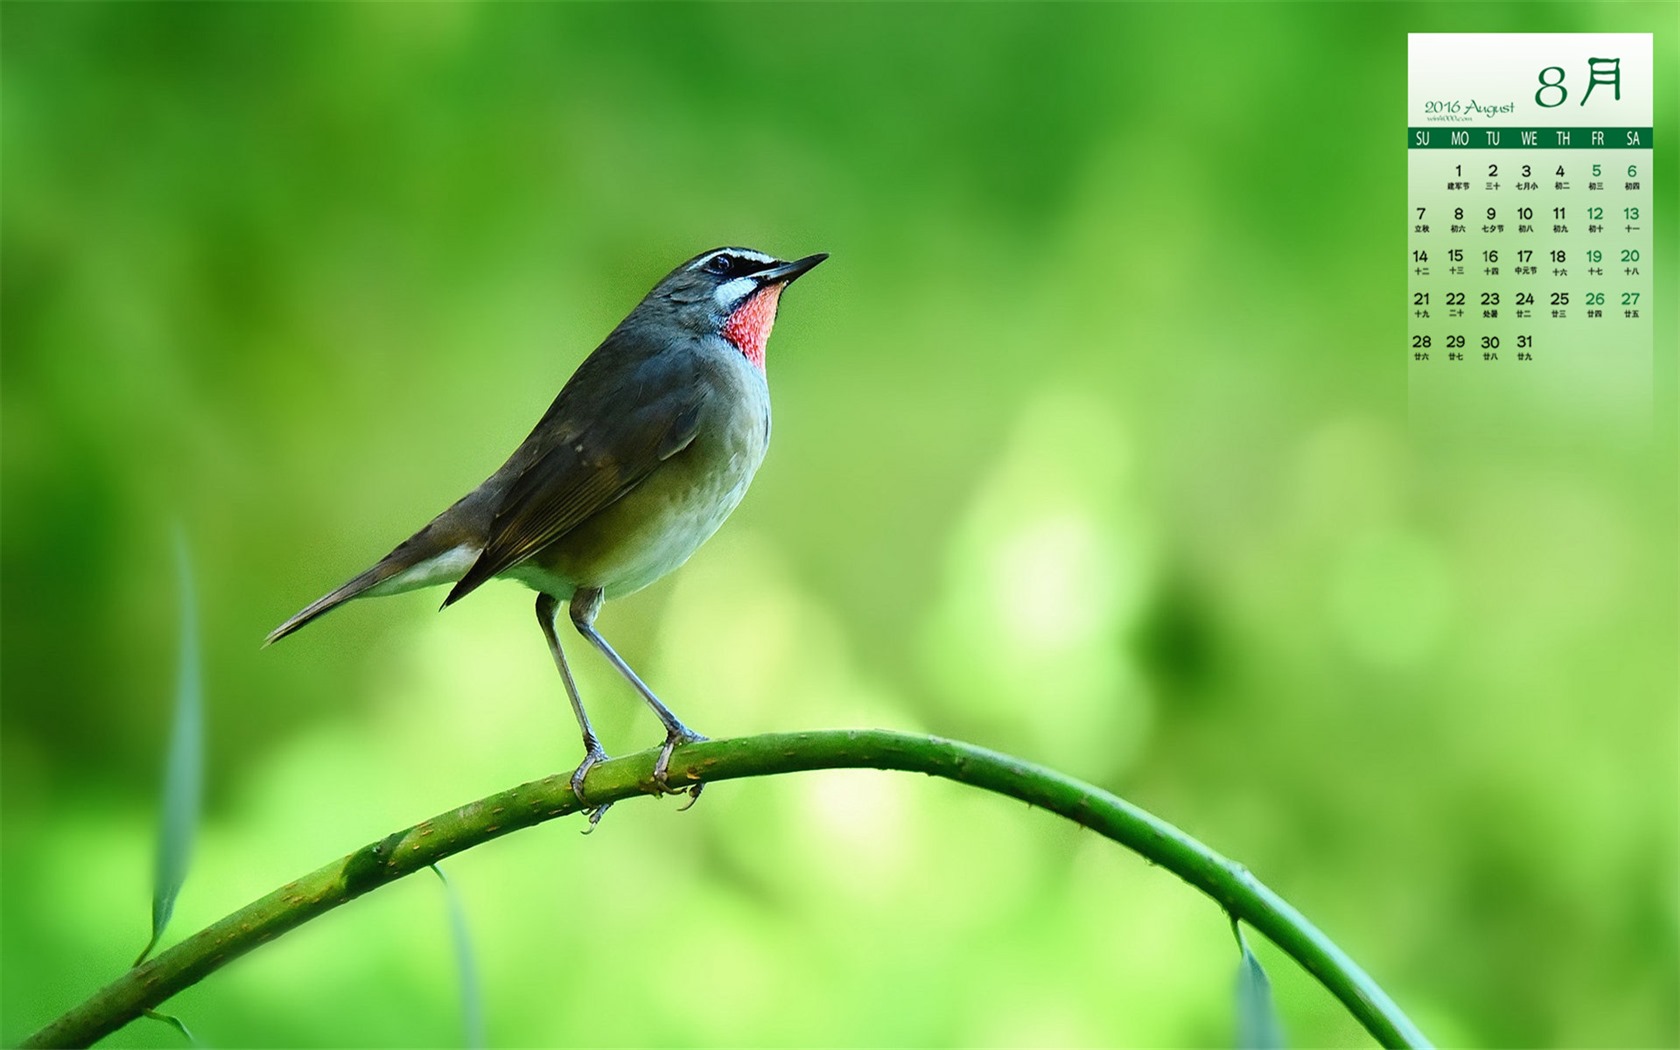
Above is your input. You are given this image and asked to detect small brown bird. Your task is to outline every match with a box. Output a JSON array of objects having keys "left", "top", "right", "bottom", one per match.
[{"left": 268, "top": 246, "right": 827, "bottom": 819}]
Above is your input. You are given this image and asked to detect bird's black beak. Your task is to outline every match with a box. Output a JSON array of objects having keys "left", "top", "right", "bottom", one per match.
[{"left": 755, "top": 253, "right": 828, "bottom": 286}]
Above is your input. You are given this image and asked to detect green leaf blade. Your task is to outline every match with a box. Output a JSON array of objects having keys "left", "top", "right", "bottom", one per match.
[
  {"left": 1233, "top": 919, "right": 1287, "bottom": 1050},
  {"left": 138, "top": 530, "right": 204, "bottom": 966},
  {"left": 431, "top": 864, "right": 485, "bottom": 1048}
]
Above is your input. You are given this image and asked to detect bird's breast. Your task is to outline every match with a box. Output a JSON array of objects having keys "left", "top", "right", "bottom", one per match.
[{"left": 513, "top": 357, "right": 770, "bottom": 599}]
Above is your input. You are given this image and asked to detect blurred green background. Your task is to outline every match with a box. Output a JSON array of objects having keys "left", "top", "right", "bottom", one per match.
[{"left": 4, "top": 3, "right": 1676, "bottom": 1046}]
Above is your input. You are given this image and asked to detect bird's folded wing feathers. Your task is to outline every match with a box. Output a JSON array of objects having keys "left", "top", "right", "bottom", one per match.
[{"left": 442, "top": 380, "right": 704, "bottom": 606}]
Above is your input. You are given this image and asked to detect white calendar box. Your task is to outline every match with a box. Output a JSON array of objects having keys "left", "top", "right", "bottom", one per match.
[{"left": 1408, "top": 34, "right": 1654, "bottom": 439}]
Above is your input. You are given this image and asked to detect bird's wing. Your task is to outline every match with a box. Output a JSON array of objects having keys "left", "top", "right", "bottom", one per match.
[{"left": 442, "top": 344, "right": 706, "bottom": 606}]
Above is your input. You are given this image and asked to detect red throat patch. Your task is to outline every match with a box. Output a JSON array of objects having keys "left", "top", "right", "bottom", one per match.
[{"left": 721, "top": 283, "right": 784, "bottom": 371}]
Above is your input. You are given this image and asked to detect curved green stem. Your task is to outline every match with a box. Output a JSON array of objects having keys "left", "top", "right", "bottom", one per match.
[{"left": 21, "top": 729, "right": 1430, "bottom": 1049}]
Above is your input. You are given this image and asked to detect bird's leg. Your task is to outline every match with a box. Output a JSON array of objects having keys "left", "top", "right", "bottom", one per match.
[
  {"left": 569, "top": 588, "right": 706, "bottom": 801},
  {"left": 536, "top": 594, "right": 611, "bottom": 828}
]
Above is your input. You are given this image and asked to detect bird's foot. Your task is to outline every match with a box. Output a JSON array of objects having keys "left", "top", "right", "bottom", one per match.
[
  {"left": 569, "top": 742, "right": 612, "bottom": 831},
  {"left": 653, "top": 727, "right": 707, "bottom": 807}
]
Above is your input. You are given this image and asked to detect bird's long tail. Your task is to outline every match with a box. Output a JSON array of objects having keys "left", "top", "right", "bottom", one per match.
[
  {"left": 265, "top": 524, "right": 483, "bottom": 646},
  {"left": 265, "top": 561, "right": 399, "bottom": 647}
]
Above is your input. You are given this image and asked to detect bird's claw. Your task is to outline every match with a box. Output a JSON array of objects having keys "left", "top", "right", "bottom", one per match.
[
  {"left": 570, "top": 743, "right": 612, "bottom": 831},
  {"left": 580, "top": 802, "right": 612, "bottom": 832},
  {"left": 652, "top": 727, "right": 707, "bottom": 800}
]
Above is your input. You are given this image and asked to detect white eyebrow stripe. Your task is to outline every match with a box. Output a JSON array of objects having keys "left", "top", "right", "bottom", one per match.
[{"left": 689, "top": 248, "right": 778, "bottom": 272}]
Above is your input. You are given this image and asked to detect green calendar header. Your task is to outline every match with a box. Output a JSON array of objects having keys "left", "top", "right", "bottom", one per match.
[{"left": 1408, "top": 127, "right": 1652, "bottom": 149}]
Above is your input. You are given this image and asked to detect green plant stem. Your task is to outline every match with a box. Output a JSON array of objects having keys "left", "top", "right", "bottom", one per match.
[{"left": 21, "top": 729, "right": 1431, "bottom": 1049}]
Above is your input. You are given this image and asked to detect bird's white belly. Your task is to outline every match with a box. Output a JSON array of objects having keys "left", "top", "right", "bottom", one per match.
[
  {"left": 529, "top": 467, "right": 754, "bottom": 597},
  {"left": 509, "top": 397, "right": 768, "bottom": 599}
]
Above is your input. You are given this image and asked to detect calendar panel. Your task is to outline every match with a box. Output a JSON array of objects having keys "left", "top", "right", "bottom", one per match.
[{"left": 1408, "top": 34, "right": 1653, "bottom": 437}]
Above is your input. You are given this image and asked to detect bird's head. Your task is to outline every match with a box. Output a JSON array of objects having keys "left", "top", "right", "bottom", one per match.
[{"left": 640, "top": 246, "right": 828, "bottom": 370}]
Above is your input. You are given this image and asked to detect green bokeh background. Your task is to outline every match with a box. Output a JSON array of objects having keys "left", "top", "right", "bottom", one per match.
[{"left": 4, "top": 4, "right": 1676, "bottom": 1046}]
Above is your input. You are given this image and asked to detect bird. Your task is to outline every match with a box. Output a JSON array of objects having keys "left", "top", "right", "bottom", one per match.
[{"left": 267, "top": 246, "right": 827, "bottom": 822}]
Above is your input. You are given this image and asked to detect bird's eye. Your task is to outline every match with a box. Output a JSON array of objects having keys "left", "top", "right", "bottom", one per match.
[{"left": 705, "top": 253, "right": 734, "bottom": 275}]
